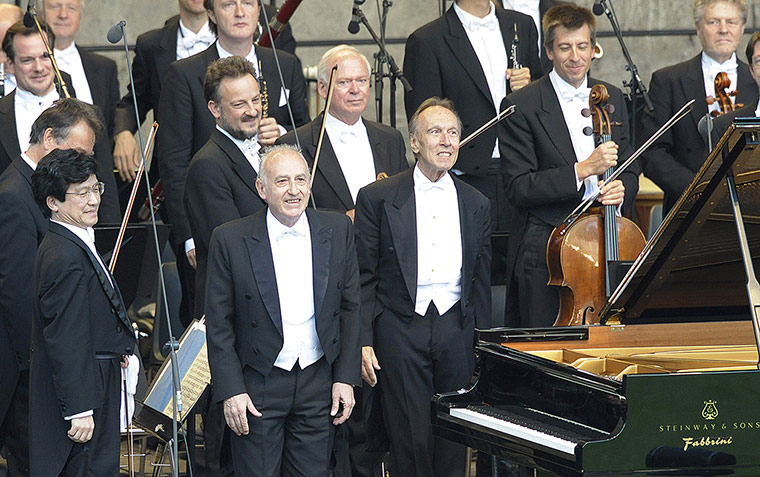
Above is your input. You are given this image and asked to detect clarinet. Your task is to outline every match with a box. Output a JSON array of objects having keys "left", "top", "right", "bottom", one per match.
[
  {"left": 510, "top": 24, "right": 521, "bottom": 70},
  {"left": 258, "top": 59, "right": 269, "bottom": 118}
]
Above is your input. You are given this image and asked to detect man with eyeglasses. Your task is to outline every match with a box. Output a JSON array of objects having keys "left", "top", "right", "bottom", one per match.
[
  {"left": 278, "top": 45, "right": 408, "bottom": 222},
  {"left": 640, "top": 0, "right": 758, "bottom": 215},
  {"left": 0, "top": 21, "right": 120, "bottom": 223},
  {"left": 29, "top": 149, "right": 135, "bottom": 476},
  {"left": 0, "top": 97, "right": 102, "bottom": 477}
]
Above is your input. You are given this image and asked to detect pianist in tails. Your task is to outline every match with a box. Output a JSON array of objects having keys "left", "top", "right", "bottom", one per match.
[
  {"left": 499, "top": 4, "right": 639, "bottom": 329},
  {"left": 29, "top": 150, "right": 135, "bottom": 476},
  {"left": 354, "top": 97, "right": 492, "bottom": 477}
]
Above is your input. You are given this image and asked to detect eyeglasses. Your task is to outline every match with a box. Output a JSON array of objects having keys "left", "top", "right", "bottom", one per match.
[{"left": 65, "top": 182, "right": 104, "bottom": 200}]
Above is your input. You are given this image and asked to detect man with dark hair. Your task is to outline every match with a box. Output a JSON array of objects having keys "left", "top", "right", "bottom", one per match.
[
  {"left": 112, "top": 0, "right": 295, "bottom": 183},
  {"left": 404, "top": 0, "right": 541, "bottom": 234},
  {"left": 0, "top": 21, "right": 120, "bottom": 222},
  {"left": 355, "top": 97, "right": 491, "bottom": 477},
  {"left": 499, "top": 3, "right": 639, "bottom": 328},
  {"left": 156, "top": 0, "right": 308, "bottom": 328},
  {"left": 0, "top": 98, "right": 101, "bottom": 477},
  {"left": 29, "top": 148, "right": 135, "bottom": 476},
  {"left": 641, "top": 0, "right": 757, "bottom": 214},
  {"left": 278, "top": 45, "right": 408, "bottom": 220},
  {"left": 205, "top": 144, "right": 360, "bottom": 476},
  {"left": 186, "top": 55, "right": 267, "bottom": 321}
]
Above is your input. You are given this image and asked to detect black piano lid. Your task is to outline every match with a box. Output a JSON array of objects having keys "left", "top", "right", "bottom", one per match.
[{"left": 602, "top": 118, "right": 760, "bottom": 323}]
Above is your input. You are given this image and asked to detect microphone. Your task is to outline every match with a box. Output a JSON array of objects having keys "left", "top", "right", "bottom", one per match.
[
  {"left": 347, "top": 0, "right": 365, "bottom": 35},
  {"left": 107, "top": 20, "right": 126, "bottom": 44},
  {"left": 592, "top": 0, "right": 605, "bottom": 16},
  {"left": 23, "top": 0, "right": 36, "bottom": 27}
]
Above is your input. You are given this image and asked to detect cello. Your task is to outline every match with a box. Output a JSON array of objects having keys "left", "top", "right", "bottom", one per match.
[{"left": 546, "top": 84, "right": 647, "bottom": 326}]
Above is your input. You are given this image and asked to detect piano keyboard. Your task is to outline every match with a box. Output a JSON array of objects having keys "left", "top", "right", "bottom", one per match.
[{"left": 449, "top": 405, "right": 608, "bottom": 457}]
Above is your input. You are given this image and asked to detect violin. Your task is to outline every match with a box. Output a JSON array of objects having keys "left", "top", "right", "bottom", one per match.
[
  {"left": 706, "top": 72, "right": 743, "bottom": 117},
  {"left": 546, "top": 84, "right": 646, "bottom": 326}
]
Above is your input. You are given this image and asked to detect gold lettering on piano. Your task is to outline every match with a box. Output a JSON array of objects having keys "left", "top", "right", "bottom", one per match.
[
  {"left": 682, "top": 436, "right": 732, "bottom": 451},
  {"left": 702, "top": 400, "right": 719, "bottom": 420},
  {"left": 733, "top": 421, "right": 760, "bottom": 430}
]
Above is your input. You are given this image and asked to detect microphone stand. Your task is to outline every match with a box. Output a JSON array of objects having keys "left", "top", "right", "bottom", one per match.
[
  {"left": 595, "top": 0, "right": 653, "bottom": 142},
  {"left": 352, "top": 1, "right": 411, "bottom": 128},
  {"left": 108, "top": 21, "right": 182, "bottom": 477}
]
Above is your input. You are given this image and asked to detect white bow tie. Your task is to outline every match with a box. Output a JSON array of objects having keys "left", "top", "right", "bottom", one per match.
[
  {"left": 18, "top": 93, "right": 55, "bottom": 112},
  {"left": 278, "top": 227, "right": 304, "bottom": 243},
  {"left": 470, "top": 15, "right": 498, "bottom": 31},
  {"left": 181, "top": 31, "right": 215, "bottom": 50},
  {"left": 561, "top": 87, "right": 590, "bottom": 103},
  {"left": 55, "top": 47, "right": 77, "bottom": 65},
  {"left": 338, "top": 130, "right": 357, "bottom": 144},
  {"left": 242, "top": 138, "right": 259, "bottom": 156},
  {"left": 417, "top": 181, "right": 447, "bottom": 193}
]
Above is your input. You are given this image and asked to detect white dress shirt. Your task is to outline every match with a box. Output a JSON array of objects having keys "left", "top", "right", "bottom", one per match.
[
  {"left": 454, "top": 2, "right": 508, "bottom": 158},
  {"left": 548, "top": 70, "right": 599, "bottom": 200},
  {"left": 2, "top": 71, "right": 16, "bottom": 96},
  {"left": 53, "top": 42, "right": 93, "bottom": 105},
  {"left": 20, "top": 152, "right": 36, "bottom": 171},
  {"left": 266, "top": 210, "right": 323, "bottom": 371},
  {"left": 324, "top": 113, "right": 376, "bottom": 204},
  {"left": 216, "top": 124, "right": 260, "bottom": 174},
  {"left": 176, "top": 20, "right": 215, "bottom": 60},
  {"left": 413, "top": 165, "right": 463, "bottom": 316},
  {"left": 702, "top": 52, "right": 739, "bottom": 116},
  {"left": 51, "top": 219, "right": 112, "bottom": 420},
  {"left": 502, "top": 0, "right": 541, "bottom": 56},
  {"left": 14, "top": 88, "right": 59, "bottom": 154}
]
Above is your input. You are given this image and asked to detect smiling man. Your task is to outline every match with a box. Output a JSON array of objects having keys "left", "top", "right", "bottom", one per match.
[
  {"left": 354, "top": 97, "right": 491, "bottom": 477},
  {"left": 29, "top": 149, "right": 135, "bottom": 476},
  {"left": 205, "top": 144, "right": 361, "bottom": 476},
  {"left": 498, "top": 4, "right": 640, "bottom": 329},
  {"left": 641, "top": 0, "right": 757, "bottom": 214},
  {"left": 278, "top": 45, "right": 408, "bottom": 219}
]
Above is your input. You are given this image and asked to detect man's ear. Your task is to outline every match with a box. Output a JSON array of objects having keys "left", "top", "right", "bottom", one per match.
[
  {"left": 46, "top": 195, "right": 59, "bottom": 215},
  {"left": 255, "top": 178, "right": 267, "bottom": 201}
]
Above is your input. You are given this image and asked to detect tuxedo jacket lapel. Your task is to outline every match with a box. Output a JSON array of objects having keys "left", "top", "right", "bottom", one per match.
[
  {"left": 245, "top": 214, "right": 282, "bottom": 336},
  {"left": 367, "top": 122, "right": 391, "bottom": 178},
  {"left": 308, "top": 210, "right": 332, "bottom": 321},
  {"left": 0, "top": 93, "right": 20, "bottom": 161},
  {"left": 212, "top": 129, "right": 259, "bottom": 194},
  {"left": 443, "top": 8, "right": 493, "bottom": 107},
  {"left": 309, "top": 117, "right": 354, "bottom": 210},
  {"left": 386, "top": 170, "right": 417, "bottom": 303},
  {"left": 536, "top": 76, "right": 576, "bottom": 166},
  {"left": 683, "top": 55, "right": 708, "bottom": 136}
]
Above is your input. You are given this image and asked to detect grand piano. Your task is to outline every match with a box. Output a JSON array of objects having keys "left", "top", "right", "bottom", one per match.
[{"left": 433, "top": 119, "right": 760, "bottom": 475}]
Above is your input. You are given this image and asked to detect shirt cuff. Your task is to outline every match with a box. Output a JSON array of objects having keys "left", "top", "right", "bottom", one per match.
[
  {"left": 278, "top": 124, "right": 287, "bottom": 136},
  {"left": 65, "top": 410, "right": 94, "bottom": 420},
  {"left": 185, "top": 238, "right": 195, "bottom": 254},
  {"left": 573, "top": 163, "right": 583, "bottom": 191}
]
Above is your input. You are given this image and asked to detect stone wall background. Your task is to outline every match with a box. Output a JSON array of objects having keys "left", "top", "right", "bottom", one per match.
[{"left": 9, "top": 0, "right": 760, "bottom": 141}]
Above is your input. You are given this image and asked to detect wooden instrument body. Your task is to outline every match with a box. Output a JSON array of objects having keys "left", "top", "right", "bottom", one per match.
[{"left": 547, "top": 211, "right": 646, "bottom": 326}]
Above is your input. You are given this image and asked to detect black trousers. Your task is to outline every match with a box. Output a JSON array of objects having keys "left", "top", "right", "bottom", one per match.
[
  {"left": 229, "top": 357, "right": 334, "bottom": 476},
  {"left": 2, "top": 369, "right": 30, "bottom": 476},
  {"left": 507, "top": 217, "right": 559, "bottom": 328},
  {"left": 374, "top": 303, "right": 474, "bottom": 477},
  {"left": 43, "top": 357, "right": 122, "bottom": 477}
]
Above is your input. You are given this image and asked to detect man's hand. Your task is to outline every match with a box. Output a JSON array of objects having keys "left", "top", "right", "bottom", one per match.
[
  {"left": 68, "top": 416, "right": 94, "bottom": 443},
  {"left": 186, "top": 248, "right": 197, "bottom": 270},
  {"left": 598, "top": 179, "right": 625, "bottom": 207},
  {"left": 331, "top": 382, "right": 355, "bottom": 425},
  {"left": 258, "top": 117, "right": 282, "bottom": 146},
  {"left": 113, "top": 131, "right": 141, "bottom": 182},
  {"left": 361, "top": 346, "right": 381, "bottom": 387},
  {"left": 576, "top": 141, "right": 619, "bottom": 180},
  {"left": 506, "top": 67, "right": 531, "bottom": 92},
  {"left": 223, "top": 393, "right": 261, "bottom": 436}
]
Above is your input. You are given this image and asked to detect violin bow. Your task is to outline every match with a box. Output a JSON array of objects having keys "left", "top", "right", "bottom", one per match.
[
  {"left": 562, "top": 99, "right": 696, "bottom": 230},
  {"left": 459, "top": 105, "right": 516, "bottom": 148},
  {"left": 309, "top": 65, "right": 338, "bottom": 208}
]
